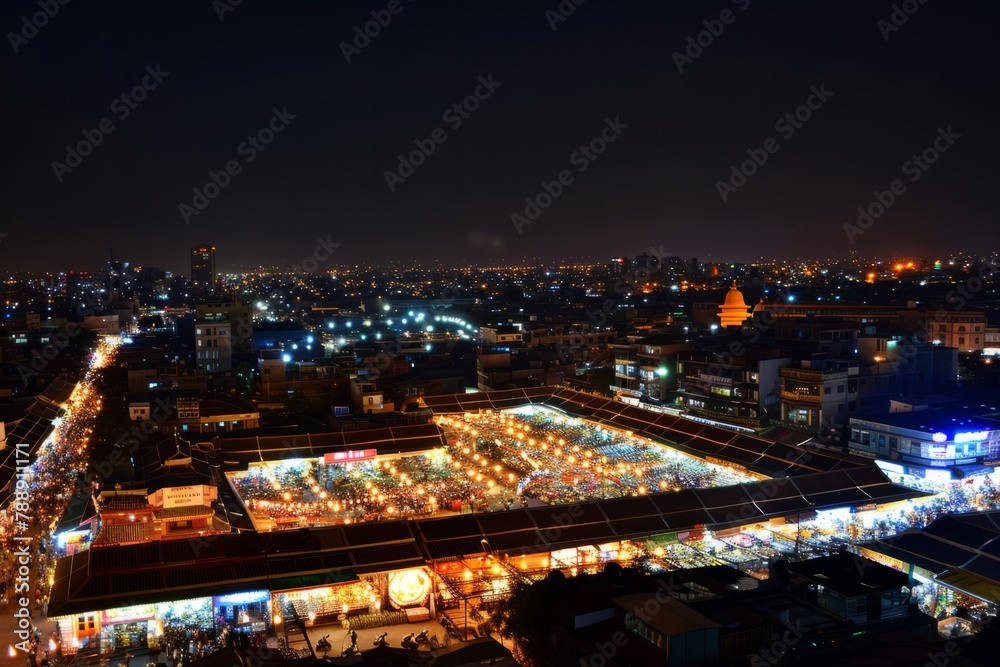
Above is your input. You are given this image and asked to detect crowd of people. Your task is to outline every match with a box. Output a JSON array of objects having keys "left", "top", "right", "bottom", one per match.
[
  {"left": 231, "top": 407, "right": 767, "bottom": 528},
  {"left": 0, "top": 339, "right": 118, "bottom": 667}
]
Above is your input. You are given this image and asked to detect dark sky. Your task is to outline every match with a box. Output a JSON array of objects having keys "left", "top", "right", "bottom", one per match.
[{"left": 3, "top": 0, "right": 998, "bottom": 273}]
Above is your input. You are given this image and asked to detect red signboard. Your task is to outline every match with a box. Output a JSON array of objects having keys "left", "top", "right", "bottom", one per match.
[{"left": 324, "top": 449, "right": 377, "bottom": 464}]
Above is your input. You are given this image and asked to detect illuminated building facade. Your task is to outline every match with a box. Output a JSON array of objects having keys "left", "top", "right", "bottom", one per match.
[
  {"left": 779, "top": 361, "right": 859, "bottom": 430},
  {"left": 848, "top": 409, "right": 1000, "bottom": 483},
  {"left": 676, "top": 349, "right": 791, "bottom": 428},
  {"left": 926, "top": 312, "right": 988, "bottom": 353},
  {"left": 190, "top": 244, "right": 217, "bottom": 293},
  {"left": 717, "top": 283, "right": 750, "bottom": 328}
]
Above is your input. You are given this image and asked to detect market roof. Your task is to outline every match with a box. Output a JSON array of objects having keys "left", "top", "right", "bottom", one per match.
[
  {"left": 421, "top": 387, "right": 867, "bottom": 477},
  {"left": 135, "top": 436, "right": 218, "bottom": 492},
  {"left": 192, "top": 422, "right": 448, "bottom": 467},
  {"left": 0, "top": 377, "right": 75, "bottom": 508},
  {"left": 54, "top": 490, "right": 98, "bottom": 535},
  {"left": 48, "top": 465, "right": 924, "bottom": 618},
  {"left": 412, "top": 466, "right": 926, "bottom": 560},
  {"left": 48, "top": 521, "right": 425, "bottom": 617},
  {"left": 863, "top": 510, "right": 1000, "bottom": 603}
]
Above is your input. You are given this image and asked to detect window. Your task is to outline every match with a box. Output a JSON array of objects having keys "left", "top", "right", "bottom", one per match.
[
  {"left": 958, "top": 337, "right": 965, "bottom": 345},
  {"left": 939, "top": 325, "right": 946, "bottom": 332},
  {"left": 824, "top": 386, "right": 832, "bottom": 395},
  {"left": 837, "top": 385, "right": 845, "bottom": 393},
  {"left": 847, "top": 597, "right": 867, "bottom": 616},
  {"left": 959, "top": 326, "right": 967, "bottom": 333},
  {"left": 77, "top": 614, "right": 96, "bottom": 632}
]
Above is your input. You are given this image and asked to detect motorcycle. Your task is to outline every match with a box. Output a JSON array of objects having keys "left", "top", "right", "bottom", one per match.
[
  {"left": 414, "top": 629, "right": 430, "bottom": 645},
  {"left": 373, "top": 633, "right": 389, "bottom": 647},
  {"left": 314, "top": 634, "right": 331, "bottom": 656},
  {"left": 341, "top": 630, "right": 359, "bottom": 657},
  {"left": 400, "top": 633, "right": 416, "bottom": 650}
]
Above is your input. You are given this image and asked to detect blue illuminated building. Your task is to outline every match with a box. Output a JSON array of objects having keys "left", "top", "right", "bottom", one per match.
[{"left": 848, "top": 403, "right": 1000, "bottom": 484}]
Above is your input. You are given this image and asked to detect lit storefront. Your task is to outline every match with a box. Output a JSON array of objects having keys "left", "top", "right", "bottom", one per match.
[
  {"left": 273, "top": 575, "right": 385, "bottom": 624},
  {"left": 99, "top": 603, "right": 159, "bottom": 653},
  {"left": 213, "top": 590, "right": 271, "bottom": 635},
  {"left": 96, "top": 597, "right": 216, "bottom": 654},
  {"left": 849, "top": 413, "right": 1000, "bottom": 486}
]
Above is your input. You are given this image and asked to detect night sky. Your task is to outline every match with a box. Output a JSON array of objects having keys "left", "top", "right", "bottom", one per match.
[{"left": 3, "top": 0, "right": 998, "bottom": 273}]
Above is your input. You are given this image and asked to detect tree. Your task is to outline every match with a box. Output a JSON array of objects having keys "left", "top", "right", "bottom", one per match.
[{"left": 490, "top": 578, "right": 552, "bottom": 662}]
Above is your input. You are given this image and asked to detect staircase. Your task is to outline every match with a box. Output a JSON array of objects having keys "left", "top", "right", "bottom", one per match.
[{"left": 57, "top": 619, "right": 78, "bottom": 655}]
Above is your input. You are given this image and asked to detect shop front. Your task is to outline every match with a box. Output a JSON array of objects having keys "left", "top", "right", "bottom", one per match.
[
  {"left": 213, "top": 590, "right": 271, "bottom": 636},
  {"left": 100, "top": 604, "right": 159, "bottom": 654},
  {"left": 97, "top": 597, "right": 216, "bottom": 655},
  {"left": 274, "top": 575, "right": 384, "bottom": 624}
]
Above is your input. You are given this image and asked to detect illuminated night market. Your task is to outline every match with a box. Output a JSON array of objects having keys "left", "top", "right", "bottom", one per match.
[{"left": 5, "top": 2, "right": 1000, "bottom": 666}]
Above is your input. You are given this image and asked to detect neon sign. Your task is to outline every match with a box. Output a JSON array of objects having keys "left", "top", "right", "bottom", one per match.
[
  {"left": 324, "top": 449, "right": 377, "bottom": 464},
  {"left": 954, "top": 431, "right": 990, "bottom": 444}
]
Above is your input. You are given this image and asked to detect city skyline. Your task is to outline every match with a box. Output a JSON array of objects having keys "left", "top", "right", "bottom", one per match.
[{"left": 4, "top": 0, "right": 999, "bottom": 272}]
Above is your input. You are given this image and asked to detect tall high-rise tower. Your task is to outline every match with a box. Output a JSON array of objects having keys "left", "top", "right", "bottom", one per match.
[{"left": 191, "top": 244, "right": 217, "bottom": 293}]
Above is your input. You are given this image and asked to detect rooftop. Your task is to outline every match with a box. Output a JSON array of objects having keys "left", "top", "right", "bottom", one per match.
[{"left": 784, "top": 552, "right": 909, "bottom": 597}]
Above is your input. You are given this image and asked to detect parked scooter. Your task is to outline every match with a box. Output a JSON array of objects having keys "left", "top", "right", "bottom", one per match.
[{"left": 314, "top": 634, "right": 331, "bottom": 657}]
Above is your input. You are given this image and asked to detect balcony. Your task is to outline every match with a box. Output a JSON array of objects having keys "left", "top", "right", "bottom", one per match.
[
  {"left": 780, "top": 390, "right": 822, "bottom": 404},
  {"left": 781, "top": 368, "right": 848, "bottom": 382}
]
